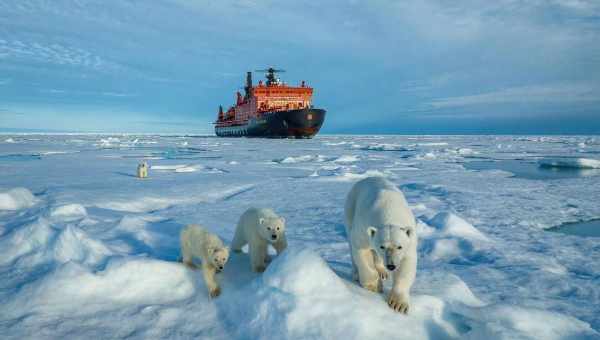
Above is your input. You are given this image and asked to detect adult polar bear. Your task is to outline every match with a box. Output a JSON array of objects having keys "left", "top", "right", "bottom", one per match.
[{"left": 345, "top": 176, "right": 417, "bottom": 313}]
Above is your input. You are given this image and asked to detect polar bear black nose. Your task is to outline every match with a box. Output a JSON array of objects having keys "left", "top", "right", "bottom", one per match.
[
  {"left": 386, "top": 264, "right": 396, "bottom": 271},
  {"left": 219, "top": 266, "right": 224, "bottom": 270},
  {"left": 271, "top": 234, "right": 277, "bottom": 240}
]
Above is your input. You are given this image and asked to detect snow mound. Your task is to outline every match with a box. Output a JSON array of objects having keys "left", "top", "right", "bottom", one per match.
[
  {"left": 97, "top": 196, "right": 173, "bottom": 213},
  {"left": 273, "top": 155, "right": 331, "bottom": 164},
  {"left": 50, "top": 203, "right": 88, "bottom": 220},
  {"left": 317, "top": 169, "right": 390, "bottom": 182},
  {"left": 538, "top": 157, "right": 600, "bottom": 169},
  {"left": 416, "top": 152, "right": 437, "bottom": 160},
  {"left": 151, "top": 164, "right": 224, "bottom": 173},
  {"left": 359, "top": 143, "right": 411, "bottom": 151},
  {"left": 0, "top": 218, "right": 54, "bottom": 266},
  {"left": 0, "top": 187, "right": 37, "bottom": 210},
  {"left": 333, "top": 155, "right": 360, "bottom": 163},
  {"left": 420, "top": 212, "right": 491, "bottom": 262},
  {"left": 0, "top": 218, "right": 111, "bottom": 267},
  {"left": 5, "top": 258, "right": 194, "bottom": 316},
  {"left": 462, "top": 304, "right": 596, "bottom": 340},
  {"left": 222, "top": 249, "right": 461, "bottom": 339},
  {"left": 4, "top": 137, "right": 16, "bottom": 143},
  {"left": 428, "top": 212, "right": 489, "bottom": 243}
]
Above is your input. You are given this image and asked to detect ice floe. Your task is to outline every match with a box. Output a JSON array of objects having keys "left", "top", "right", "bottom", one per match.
[{"left": 539, "top": 157, "right": 600, "bottom": 169}]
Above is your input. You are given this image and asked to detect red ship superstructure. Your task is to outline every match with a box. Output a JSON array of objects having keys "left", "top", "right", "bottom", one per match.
[{"left": 215, "top": 68, "right": 326, "bottom": 138}]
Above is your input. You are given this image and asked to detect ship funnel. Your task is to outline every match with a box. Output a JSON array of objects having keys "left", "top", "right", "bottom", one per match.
[{"left": 245, "top": 71, "right": 253, "bottom": 98}]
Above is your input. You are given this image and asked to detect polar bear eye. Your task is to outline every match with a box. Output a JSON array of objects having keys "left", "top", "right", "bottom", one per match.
[
  {"left": 406, "top": 230, "right": 411, "bottom": 237},
  {"left": 397, "top": 246, "right": 403, "bottom": 250},
  {"left": 380, "top": 246, "right": 385, "bottom": 250}
]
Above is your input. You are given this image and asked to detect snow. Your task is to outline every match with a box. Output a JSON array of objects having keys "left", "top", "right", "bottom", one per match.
[
  {"left": 539, "top": 157, "right": 600, "bottom": 169},
  {"left": 50, "top": 203, "right": 88, "bottom": 220},
  {"left": 1, "top": 134, "right": 599, "bottom": 339},
  {"left": 0, "top": 187, "right": 36, "bottom": 210}
]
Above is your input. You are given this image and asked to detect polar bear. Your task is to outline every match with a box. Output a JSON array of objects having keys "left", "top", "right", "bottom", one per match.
[
  {"left": 345, "top": 176, "right": 417, "bottom": 313},
  {"left": 137, "top": 161, "right": 148, "bottom": 179},
  {"left": 180, "top": 224, "right": 230, "bottom": 298},
  {"left": 231, "top": 208, "right": 287, "bottom": 273}
]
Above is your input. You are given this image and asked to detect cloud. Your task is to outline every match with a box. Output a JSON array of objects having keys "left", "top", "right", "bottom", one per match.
[
  {"left": 429, "top": 83, "right": 600, "bottom": 109},
  {"left": 38, "top": 89, "right": 137, "bottom": 98}
]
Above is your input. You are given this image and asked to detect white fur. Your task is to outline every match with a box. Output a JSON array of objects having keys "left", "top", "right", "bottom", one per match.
[
  {"left": 344, "top": 177, "right": 417, "bottom": 313},
  {"left": 137, "top": 162, "right": 148, "bottom": 179},
  {"left": 180, "top": 224, "right": 229, "bottom": 298},
  {"left": 231, "top": 208, "right": 287, "bottom": 273}
]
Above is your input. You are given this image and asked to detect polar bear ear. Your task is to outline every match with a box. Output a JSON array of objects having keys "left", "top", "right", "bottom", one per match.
[
  {"left": 367, "top": 227, "right": 377, "bottom": 238},
  {"left": 259, "top": 218, "right": 265, "bottom": 225}
]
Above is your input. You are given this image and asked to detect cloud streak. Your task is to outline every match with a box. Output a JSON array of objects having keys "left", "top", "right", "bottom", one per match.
[{"left": 430, "top": 84, "right": 600, "bottom": 109}]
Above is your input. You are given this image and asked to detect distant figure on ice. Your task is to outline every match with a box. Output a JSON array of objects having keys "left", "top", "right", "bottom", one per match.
[
  {"left": 232, "top": 208, "right": 287, "bottom": 273},
  {"left": 345, "top": 176, "right": 418, "bottom": 314},
  {"left": 180, "top": 224, "right": 230, "bottom": 298},
  {"left": 137, "top": 161, "right": 148, "bottom": 178}
]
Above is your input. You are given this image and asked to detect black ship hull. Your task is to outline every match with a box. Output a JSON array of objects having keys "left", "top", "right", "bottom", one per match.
[{"left": 215, "top": 108, "right": 326, "bottom": 138}]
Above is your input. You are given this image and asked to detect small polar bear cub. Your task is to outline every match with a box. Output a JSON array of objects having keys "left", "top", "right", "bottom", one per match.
[
  {"left": 180, "top": 224, "right": 230, "bottom": 298},
  {"left": 345, "top": 176, "right": 417, "bottom": 314},
  {"left": 137, "top": 161, "right": 148, "bottom": 179},
  {"left": 232, "top": 208, "right": 287, "bottom": 273}
]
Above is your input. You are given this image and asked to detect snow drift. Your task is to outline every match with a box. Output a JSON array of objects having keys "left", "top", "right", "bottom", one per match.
[{"left": 0, "top": 187, "right": 36, "bottom": 210}]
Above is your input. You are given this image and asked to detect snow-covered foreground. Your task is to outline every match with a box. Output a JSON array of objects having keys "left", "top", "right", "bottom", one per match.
[{"left": 1, "top": 134, "right": 599, "bottom": 339}]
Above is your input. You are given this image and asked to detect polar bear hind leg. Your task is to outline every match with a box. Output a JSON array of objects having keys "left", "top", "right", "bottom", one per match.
[
  {"left": 180, "top": 232, "right": 195, "bottom": 268},
  {"left": 231, "top": 222, "right": 247, "bottom": 253}
]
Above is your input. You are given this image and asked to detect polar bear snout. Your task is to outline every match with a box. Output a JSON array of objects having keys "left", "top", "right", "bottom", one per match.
[{"left": 271, "top": 234, "right": 278, "bottom": 240}]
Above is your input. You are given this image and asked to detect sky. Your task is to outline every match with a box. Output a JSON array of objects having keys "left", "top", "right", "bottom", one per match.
[{"left": 0, "top": 0, "right": 599, "bottom": 134}]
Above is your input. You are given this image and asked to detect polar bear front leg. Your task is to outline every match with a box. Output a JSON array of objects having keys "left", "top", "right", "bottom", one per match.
[
  {"left": 202, "top": 264, "right": 221, "bottom": 298},
  {"left": 355, "top": 248, "right": 380, "bottom": 292},
  {"left": 273, "top": 233, "right": 287, "bottom": 255},
  {"left": 388, "top": 256, "right": 416, "bottom": 313},
  {"left": 372, "top": 250, "right": 389, "bottom": 281},
  {"left": 250, "top": 241, "right": 268, "bottom": 272}
]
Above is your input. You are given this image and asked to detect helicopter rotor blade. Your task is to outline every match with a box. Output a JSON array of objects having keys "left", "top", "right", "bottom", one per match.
[{"left": 254, "top": 69, "right": 286, "bottom": 73}]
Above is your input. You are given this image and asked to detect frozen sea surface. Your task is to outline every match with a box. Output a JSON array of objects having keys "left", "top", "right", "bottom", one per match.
[{"left": 1, "top": 134, "right": 600, "bottom": 339}]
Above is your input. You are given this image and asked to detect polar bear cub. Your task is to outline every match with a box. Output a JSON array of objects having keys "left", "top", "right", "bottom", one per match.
[
  {"left": 231, "top": 208, "right": 287, "bottom": 273},
  {"left": 180, "top": 224, "right": 229, "bottom": 298},
  {"left": 345, "top": 176, "right": 418, "bottom": 313}
]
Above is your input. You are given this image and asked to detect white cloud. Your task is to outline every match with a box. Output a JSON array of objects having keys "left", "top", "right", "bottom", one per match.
[{"left": 430, "top": 83, "right": 600, "bottom": 108}]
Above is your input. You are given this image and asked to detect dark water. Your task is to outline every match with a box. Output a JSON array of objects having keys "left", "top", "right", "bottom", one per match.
[
  {"left": 464, "top": 160, "right": 600, "bottom": 180},
  {"left": 0, "top": 153, "right": 41, "bottom": 161},
  {"left": 549, "top": 220, "right": 600, "bottom": 238}
]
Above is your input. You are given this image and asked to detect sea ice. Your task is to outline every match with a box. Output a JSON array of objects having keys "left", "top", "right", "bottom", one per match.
[
  {"left": 0, "top": 134, "right": 599, "bottom": 339},
  {"left": 539, "top": 157, "right": 600, "bottom": 169}
]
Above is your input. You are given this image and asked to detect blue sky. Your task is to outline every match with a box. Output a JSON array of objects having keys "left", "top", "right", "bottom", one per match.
[{"left": 0, "top": 0, "right": 599, "bottom": 134}]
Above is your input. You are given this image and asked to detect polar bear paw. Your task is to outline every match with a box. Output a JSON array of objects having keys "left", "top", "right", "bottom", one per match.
[
  {"left": 363, "top": 281, "right": 380, "bottom": 293},
  {"left": 209, "top": 287, "right": 221, "bottom": 298},
  {"left": 388, "top": 291, "right": 410, "bottom": 314},
  {"left": 376, "top": 267, "right": 389, "bottom": 281}
]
